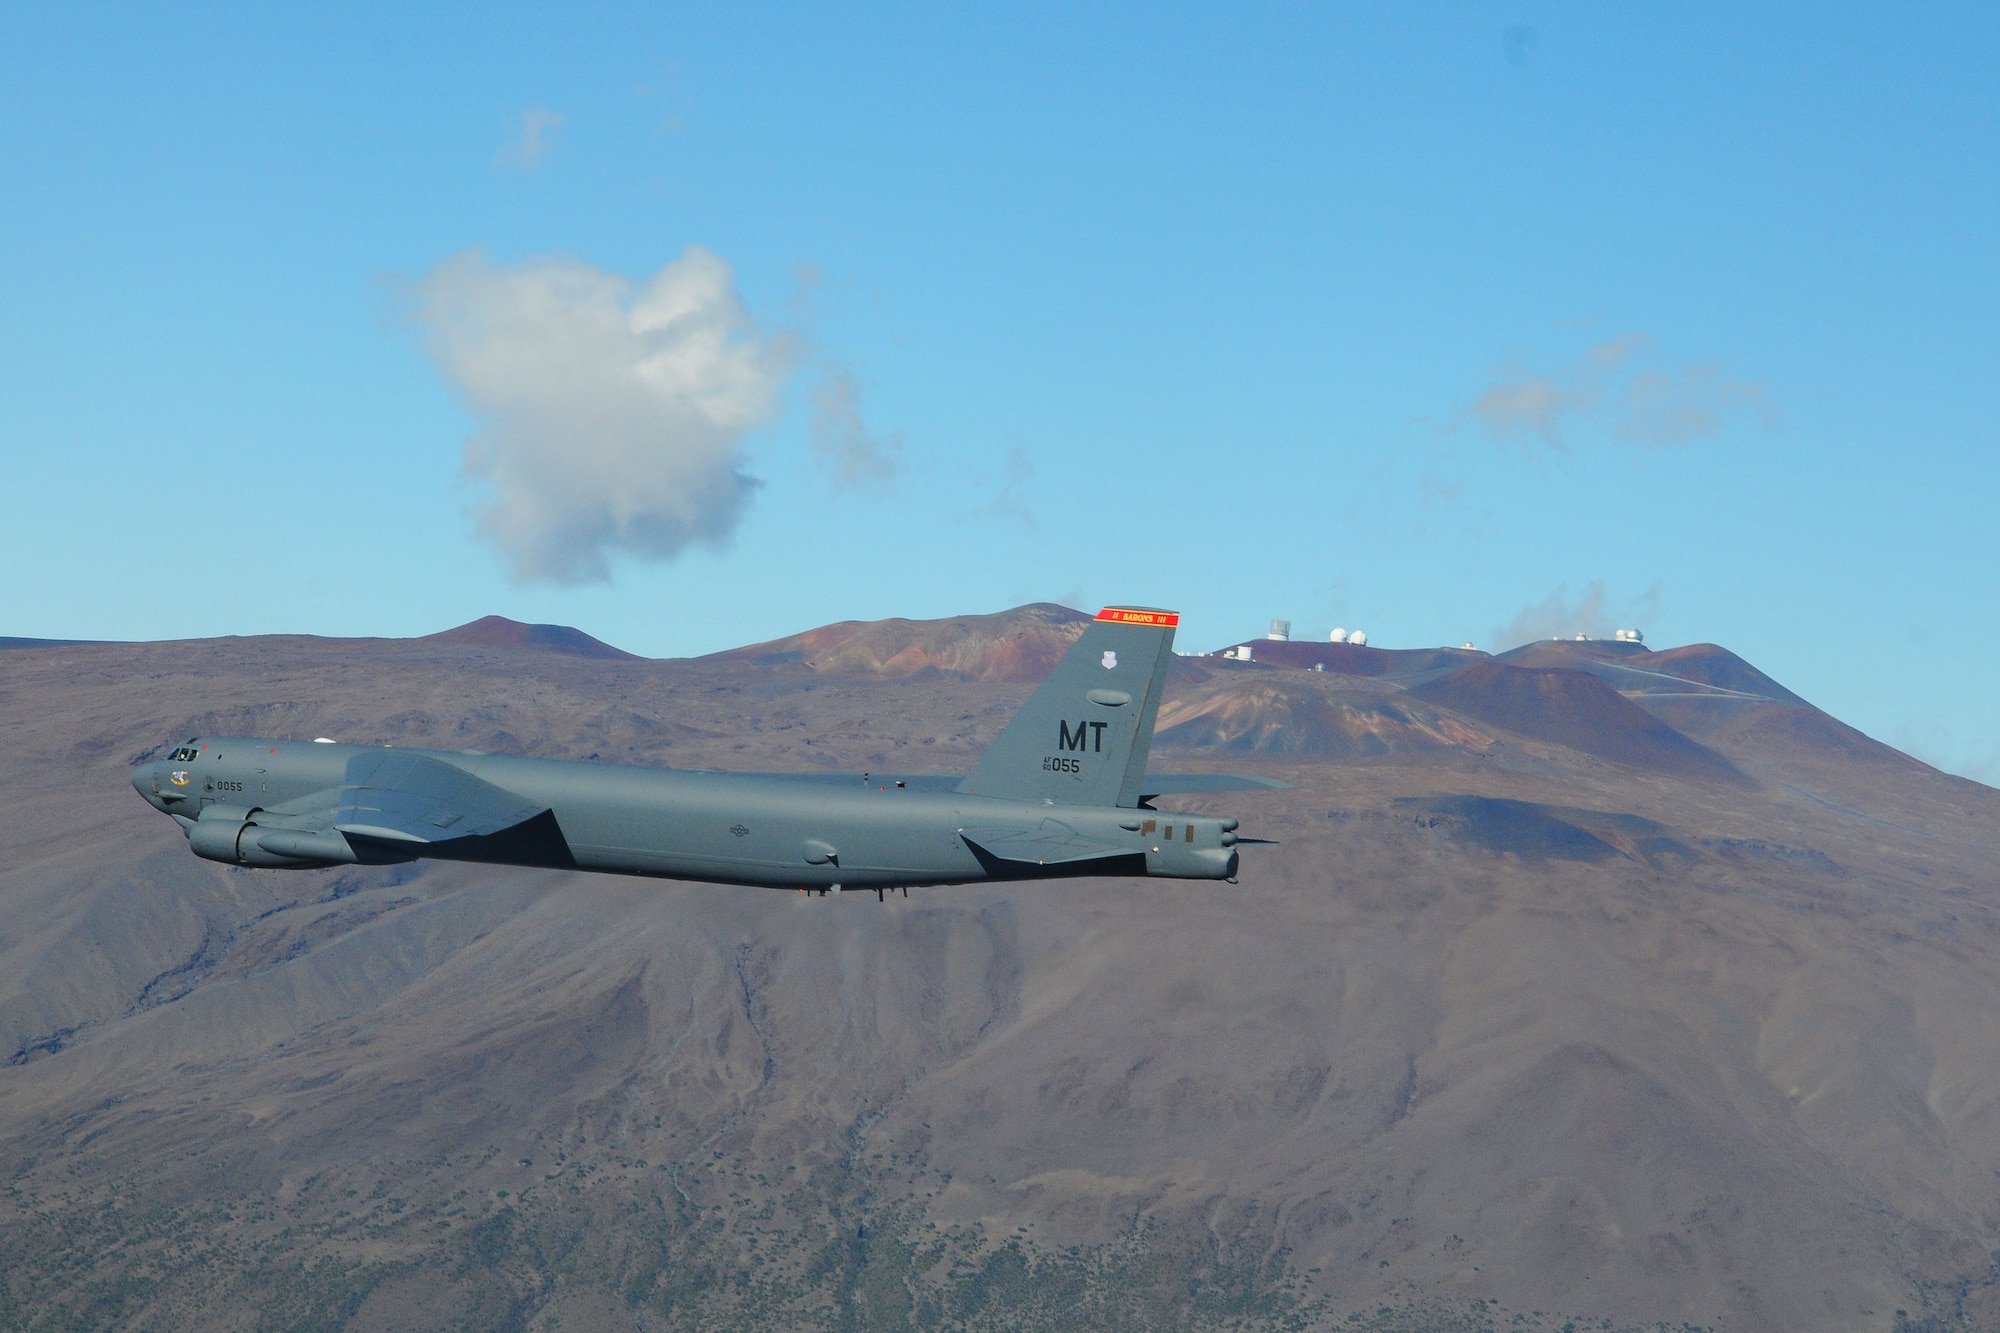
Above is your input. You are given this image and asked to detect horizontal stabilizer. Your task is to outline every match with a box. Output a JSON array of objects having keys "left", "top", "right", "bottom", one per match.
[
  {"left": 959, "top": 822, "right": 1134, "bottom": 866},
  {"left": 334, "top": 751, "right": 547, "bottom": 845}
]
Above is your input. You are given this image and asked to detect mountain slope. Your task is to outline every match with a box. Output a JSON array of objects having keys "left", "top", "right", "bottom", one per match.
[
  {"left": 0, "top": 612, "right": 1997, "bottom": 1331},
  {"left": 1407, "top": 660, "right": 1748, "bottom": 785},
  {"left": 701, "top": 602, "right": 1091, "bottom": 681},
  {"left": 423, "top": 614, "right": 640, "bottom": 659}
]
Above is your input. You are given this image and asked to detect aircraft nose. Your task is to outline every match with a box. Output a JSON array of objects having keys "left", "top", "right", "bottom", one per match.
[{"left": 131, "top": 764, "right": 155, "bottom": 798}]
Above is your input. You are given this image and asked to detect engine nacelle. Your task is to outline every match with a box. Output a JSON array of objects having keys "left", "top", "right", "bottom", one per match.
[
  {"left": 1139, "top": 814, "right": 1239, "bottom": 880},
  {"left": 186, "top": 810, "right": 357, "bottom": 868},
  {"left": 186, "top": 812, "right": 254, "bottom": 864}
]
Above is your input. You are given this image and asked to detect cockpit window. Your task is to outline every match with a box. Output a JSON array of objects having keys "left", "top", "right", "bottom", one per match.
[{"left": 169, "top": 746, "right": 200, "bottom": 762}]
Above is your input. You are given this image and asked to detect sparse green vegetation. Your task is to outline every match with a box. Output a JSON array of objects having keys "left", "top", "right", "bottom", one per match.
[{"left": 0, "top": 1159, "right": 1737, "bottom": 1332}]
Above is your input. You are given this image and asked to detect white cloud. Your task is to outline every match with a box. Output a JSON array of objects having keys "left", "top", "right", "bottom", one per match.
[
  {"left": 810, "top": 370, "right": 901, "bottom": 491},
  {"left": 496, "top": 107, "right": 567, "bottom": 172},
  {"left": 1493, "top": 580, "right": 1664, "bottom": 650},
  {"left": 1464, "top": 334, "right": 1771, "bottom": 449},
  {"left": 1469, "top": 373, "right": 1588, "bottom": 444},
  {"left": 408, "top": 246, "right": 799, "bottom": 584},
  {"left": 1618, "top": 362, "right": 1775, "bottom": 444}
]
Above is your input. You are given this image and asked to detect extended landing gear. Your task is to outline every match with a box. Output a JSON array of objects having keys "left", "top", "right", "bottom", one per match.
[{"left": 796, "top": 884, "right": 909, "bottom": 900}]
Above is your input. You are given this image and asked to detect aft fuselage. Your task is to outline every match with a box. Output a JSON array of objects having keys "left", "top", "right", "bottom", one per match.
[{"left": 132, "top": 738, "right": 1240, "bottom": 891}]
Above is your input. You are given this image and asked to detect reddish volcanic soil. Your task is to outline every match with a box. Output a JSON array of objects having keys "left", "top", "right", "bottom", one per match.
[
  {"left": 1640, "top": 642, "right": 1810, "bottom": 704},
  {"left": 423, "top": 615, "right": 638, "bottom": 660},
  {"left": 1155, "top": 672, "right": 1498, "bottom": 760},
  {"left": 702, "top": 601, "right": 1090, "bottom": 682}
]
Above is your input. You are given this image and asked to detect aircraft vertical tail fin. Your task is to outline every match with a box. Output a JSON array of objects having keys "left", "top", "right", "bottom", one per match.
[{"left": 956, "top": 607, "right": 1178, "bottom": 808}]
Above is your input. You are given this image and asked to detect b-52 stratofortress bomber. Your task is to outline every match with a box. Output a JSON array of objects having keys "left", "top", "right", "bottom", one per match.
[{"left": 131, "top": 608, "right": 1280, "bottom": 897}]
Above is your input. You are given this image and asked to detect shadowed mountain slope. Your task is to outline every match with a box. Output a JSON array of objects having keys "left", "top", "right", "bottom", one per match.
[
  {"left": 1394, "top": 795, "right": 1698, "bottom": 867},
  {"left": 1, "top": 635, "right": 106, "bottom": 650}
]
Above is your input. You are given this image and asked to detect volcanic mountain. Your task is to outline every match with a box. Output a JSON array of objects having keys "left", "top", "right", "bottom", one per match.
[
  {"left": 700, "top": 601, "right": 1090, "bottom": 681},
  {"left": 1406, "top": 659, "right": 1748, "bottom": 783},
  {"left": 0, "top": 606, "right": 1995, "bottom": 1332},
  {"left": 423, "top": 614, "right": 639, "bottom": 660}
]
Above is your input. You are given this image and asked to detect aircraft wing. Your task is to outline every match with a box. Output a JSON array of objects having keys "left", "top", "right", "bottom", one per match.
[
  {"left": 958, "top": 822, "right": 1136, "bottom": 866},
  {"left": 326, "top": 751, "right": 549, "bottom": 845},
  {"left": 1139, "top": 774, "right": 1291, "bottom": 795}
]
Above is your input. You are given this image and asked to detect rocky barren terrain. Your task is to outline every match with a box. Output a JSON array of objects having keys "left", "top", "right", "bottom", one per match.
[{"left": 3, "top": 605, "right": 1999, "bottom": 1332}]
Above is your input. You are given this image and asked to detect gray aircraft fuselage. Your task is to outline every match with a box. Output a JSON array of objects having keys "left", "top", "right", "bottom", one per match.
[
  {"left": 130, "top": 609, "right": 1265, "bottom": 895},
  {"left": 131, "top": 740, "right": 1239, "bottom": 892}
]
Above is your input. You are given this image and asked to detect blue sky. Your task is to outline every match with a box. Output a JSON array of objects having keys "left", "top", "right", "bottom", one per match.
[{"left": 4, "top": 4, "right": 1996, "bottom": 778}]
